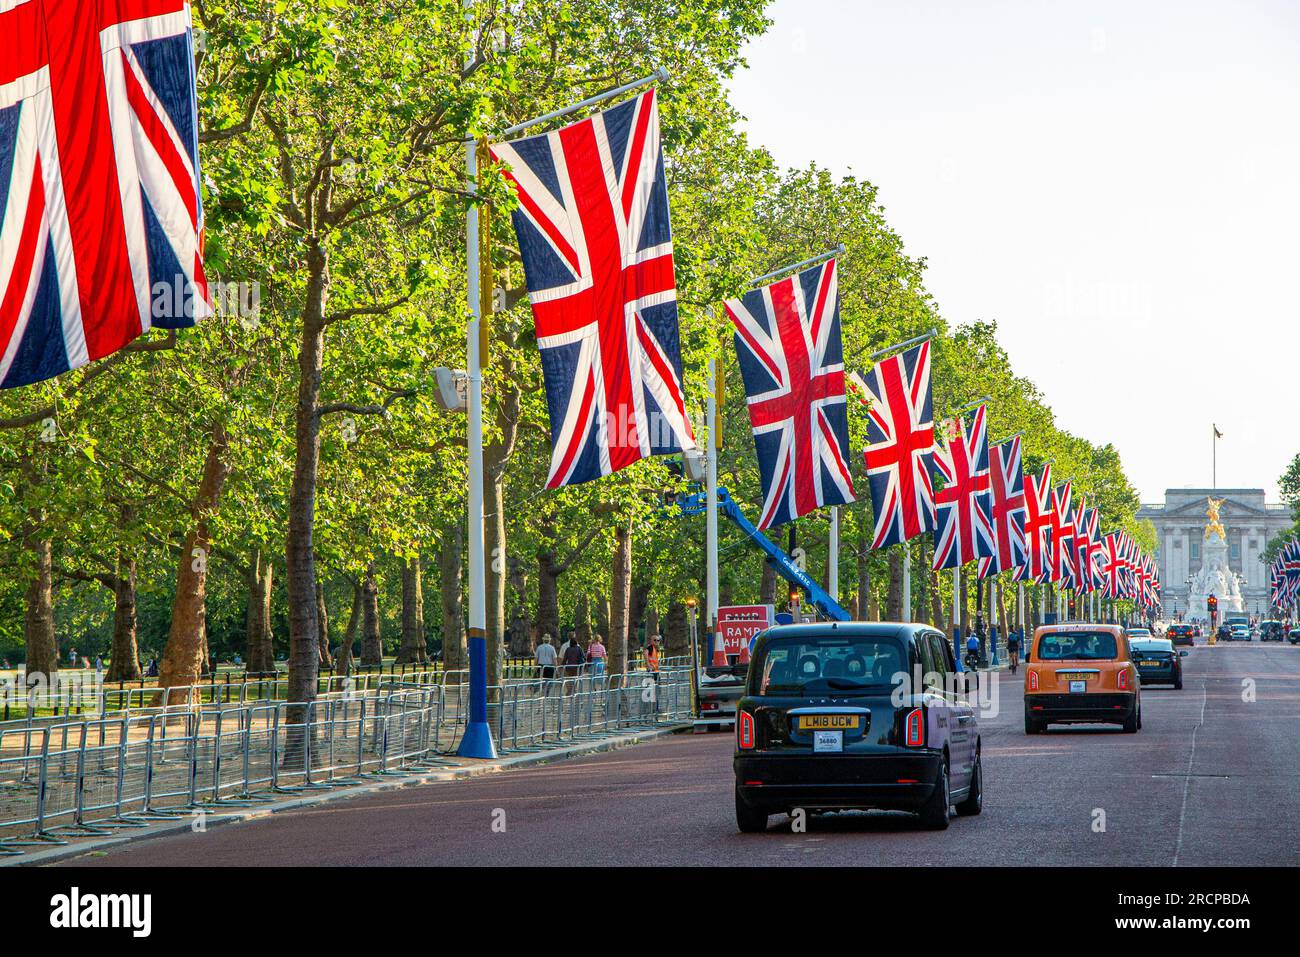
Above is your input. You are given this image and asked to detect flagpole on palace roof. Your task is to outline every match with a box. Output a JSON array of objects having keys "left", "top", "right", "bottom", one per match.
[
  {"left": 458, "top": 0, "right": 496, "bottom": 759},
  {"left": 499, "top": 68, "right": 669, "bottom": 139},
  {"left": 749, "top": 245, "right": 845, "bottom": 288}
]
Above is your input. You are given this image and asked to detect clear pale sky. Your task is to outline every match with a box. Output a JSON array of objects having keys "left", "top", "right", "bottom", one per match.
[{"left": 727, "top": 0, "right": 1300, "bottom": 502}]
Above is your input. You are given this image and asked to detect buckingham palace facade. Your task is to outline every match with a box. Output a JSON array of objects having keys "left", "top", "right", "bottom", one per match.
[{"left": 1137, "top": 488, "right": 1293, "bottom": 616}]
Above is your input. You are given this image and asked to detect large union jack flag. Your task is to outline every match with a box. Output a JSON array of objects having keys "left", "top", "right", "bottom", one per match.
[
  {"left": 726, "top": 258, "right": 853, "bottom": 529},
  {"left": 491, "top": 89, "right": 696, "bottom": 489},
  {"left": 1015, "top": 465, "right": 1054, "bottom": 584},
  {"left": 978, "top": 435, "right": 1027, "bottom": 578},
  {"left": 930, "top": 404, "right": 995, "bottom": 570},
  {"left": 851, "top": 341, "right": 935, "bottom": 549},
  {"left": 1, "top": 0, "right": 209, "bottom": 389}
]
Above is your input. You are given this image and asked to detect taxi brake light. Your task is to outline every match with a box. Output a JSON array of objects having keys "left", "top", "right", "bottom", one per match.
[
  {"left": 1028, "top": 670, "right": 1039, "bottom": 691},
  {"left": 738, "top": 710, "right": 755, "bottom": 749},
  {"left": 905, "top": 708, "right": 924, "bottom": 747},
  {"left": 1118, "top": 670, "right": 1129, "bottom": 690}
]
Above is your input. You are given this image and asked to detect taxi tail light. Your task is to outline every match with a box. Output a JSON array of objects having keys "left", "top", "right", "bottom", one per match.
[
  {"left": 738, "top": 710, "right": 755, "bottom": 750},
  {"left": 904, "top": 707, "right": 925, "bottom": 747},
  {"left": 1028, "top": 670, "right": 1039, "bottom": 691},
  {"left": 1117, "top": 670, "right": 1129, "bottom": 690}
]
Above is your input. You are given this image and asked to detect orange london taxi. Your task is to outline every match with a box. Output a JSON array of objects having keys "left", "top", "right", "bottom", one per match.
[{"left": 1024, "top": 623, "right": 1141, "bottom": 734}]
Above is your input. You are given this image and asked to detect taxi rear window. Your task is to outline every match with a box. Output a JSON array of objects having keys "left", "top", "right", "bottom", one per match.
[
  {"left": 1036, "top": 631, "right": 1119, "bottom": 661},
  {"left": 751, "top": 635, "right": 906, "bottom": 697}
]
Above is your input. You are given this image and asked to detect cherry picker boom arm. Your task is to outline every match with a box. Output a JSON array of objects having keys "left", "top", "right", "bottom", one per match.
[{"left": 677, "top": 486, "right": 851, "bottom": 622}]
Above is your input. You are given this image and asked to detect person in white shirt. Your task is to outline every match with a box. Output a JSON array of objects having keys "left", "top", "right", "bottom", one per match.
[{"left": 535, "top": 634, "right": 558, "bottom": 684}]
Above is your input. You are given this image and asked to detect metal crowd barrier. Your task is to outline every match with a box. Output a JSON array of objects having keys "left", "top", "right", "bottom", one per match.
[{"left": 0, "top": 665, "right": 689, "bottom": 855}]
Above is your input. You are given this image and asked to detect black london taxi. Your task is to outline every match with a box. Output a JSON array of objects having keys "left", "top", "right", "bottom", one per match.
[{"left": 733, "top": 622, "right": 981, "bottom": 833}]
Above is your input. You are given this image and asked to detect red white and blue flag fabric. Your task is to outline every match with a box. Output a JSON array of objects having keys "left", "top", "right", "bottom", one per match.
[
  {"left": 1079, "top": 506, "right": 1104, "bottom": 593},
  {"left": 0, "top": 0, "right": 209, "bottom": 389},
  {"left": 491, "top": 89, "right": 696, "bottom": 489},
  {"left": 930, "top": 404, "right": 995, "bottom": 570},
  {"left": 1015, "top": 465, "right": 1054, "bottom": 584},
  {"left": 1100, "top": 531, "right": 1127, "bottom": 600},
  {"left": 851, "top": 341, "right": 935, "bottom": 548},
  {"left": 978, "top": 435, "right": 1027, "bottom": 578},
  {"left": 726, "top": 258, "right": 853, "bottom": 528},
  {"left": 1047, "top": 482, "right": 1075, "bottom": 587}
]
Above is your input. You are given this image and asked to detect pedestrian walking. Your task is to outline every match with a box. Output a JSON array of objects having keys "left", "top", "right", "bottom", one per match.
[
  {"left": 535, "top": 634, "right": 558, "bottom": 686},
  {"left": 587, "top": 634, "right": 607, "bottom": 681},
  {"left": 562, "top": 636, "right": 586, "bottom": 678}
]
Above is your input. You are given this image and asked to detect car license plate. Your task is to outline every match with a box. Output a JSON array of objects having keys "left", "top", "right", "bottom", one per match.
[
  {"left": 1058, "top": 672, "right": 1094, "bottom": 681},
  {"left": 813, "top": 730, "right": 843, "bottom": 753},
  {"left": 798, "top": 714, "right": 857, "bottom": 731},
  {"left": 1139, "top": 659, "right": 1159, "bottom": 666},
  {"left": 1069, "top": 680, "right": 1087, "bottom": 694}
]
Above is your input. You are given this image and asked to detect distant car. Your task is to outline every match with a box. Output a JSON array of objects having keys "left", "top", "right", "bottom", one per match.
[
  {"left": 1290, "top": 629, "right": 1300, "bottom": 645},
  {"left": 1024, "top": 623, "right": 1141, "bottom": 733},
  {"left": 1230, "top": 626, "right": 1251, "bottom": 642},
  {"left": 1259, "top": 620, "right": 1285, "bottom": 642},
  {"left": 1167, "top": 623, "right": 1195, "bottom": 647},
  {"left": 1126, "top": 628, "right": 1151, "bottom": 640},
  {"left": 1130, "top": 637, "right": 1186, "bottom": 689},
  {"left": 734, "top": 622, "right": 981, "bottom": 832}
]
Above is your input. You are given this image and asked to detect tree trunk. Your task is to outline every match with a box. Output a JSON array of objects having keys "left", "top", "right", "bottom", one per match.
[
  {"left": 886, "top": 549, "right": 903, "bottom": 620},
  {"left": 856, "top": 525, "right": 871, "bottom": 621},
  {"left": 285, "top": 240, "right": 328, "bottom": 712},
  {"left": 398, "top": 555, "right": 427, "bottom": 664},
  {"left": 506, "top": 554, "right": 531, "bottom": 657},
  {"left": 759, "top": 557, "right": 776, "bottom": 606},
  {"left": 23, "top": 535, "right": 58, "bottom": 683},
  {"left": 106, "top": 555, "right": 140, "bottom": 681},
  {"left": 645, "top": 605, "right": 659, "bottom": 644},
  {"left": 337, "top": 581, "right": 362, "bottom": 675},
  {"left": 928, "top": 564, "right": 945, "bottom": 634},
  {"left": 158, "top": 425, "right": 230, "bottom": 700},
  {"left": 360, "top": 565, "right": 382, "bottom": 666},
  {"left": 439, "top": 525, "right": 465, "bottom": 673},
  {"left": 316, "top": 579, "right": 333, "bottom": 668},
  {"left": 535, "top": 551, "right": 560, "bottom": 643},
  {"left": 484, "top": 470, "right": 506, "bottom": 687},
  {"left": 629, "top": 579, "right": 650, "bottom": 647},
  {"left": 663, "top": 601, "right": 689, "bottom": 659},
  {"left": 608, "top": 521, "right": 632, "bottom": 676},
  {"left": 246, "top": 548, "right": 275, "bottom": 673}
]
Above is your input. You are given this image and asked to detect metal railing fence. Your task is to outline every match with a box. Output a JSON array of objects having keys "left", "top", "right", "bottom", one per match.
[{"left": 0, "top": 663, "right": 689, "bottom": 856}]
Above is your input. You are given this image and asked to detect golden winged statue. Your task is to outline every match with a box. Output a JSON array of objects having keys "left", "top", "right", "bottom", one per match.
[{"left": 1204, "top": 496, "right": 1227, "bottom": 541}]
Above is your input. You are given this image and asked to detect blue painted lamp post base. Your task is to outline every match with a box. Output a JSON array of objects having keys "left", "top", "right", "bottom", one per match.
[{"left": 457, "top": 633, "right": 498, "bottom": 759}]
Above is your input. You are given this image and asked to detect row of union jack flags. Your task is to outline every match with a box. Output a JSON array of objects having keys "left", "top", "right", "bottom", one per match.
[
  {"left": 1270, "top": 541, "right": 1300, "bottom": 607},
  {"left": 850, "top": 341, "right": 1160, "bottom": 604}
]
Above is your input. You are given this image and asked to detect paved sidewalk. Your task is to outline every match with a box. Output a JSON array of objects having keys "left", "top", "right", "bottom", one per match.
[{"left": 5, "top": 724, "right": 687, "bottom": 866}]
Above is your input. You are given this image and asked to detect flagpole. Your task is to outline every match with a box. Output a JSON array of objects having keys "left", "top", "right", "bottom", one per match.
[
  {"left": 749, "top": 245, "right": 845, "bottom": 288},
  {"left": 828, "top": 507, "right": 839, "bottom": 606},
  {"left": 458, "top": 0, "right": 495, "bottom": 759},
  {"left": 902, "top": 546, "right": 912, "bottom": 623},
  {"left": 706, "top": 352, "right": 720, "bottom": 662},
  {"left": 953, "top": 566, "right": 962, "bottom": 664},
  {"left": 499, "top": 68, "right": 669, "bottom": 138}
]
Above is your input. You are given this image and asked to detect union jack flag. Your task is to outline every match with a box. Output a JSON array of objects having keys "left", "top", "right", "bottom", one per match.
[
  {"left": 978, "top": 435, "right": 1026, "bottom": 578},
  {"left": 1, "top": 0, "right": 209, "bottom": 389},
  {"left": 1047, "top": 482, "right": 1075, "bottom": 587},
  {"left": 727, "top": 258, "right": 853, "bottom": 529},
  {"left": 1015, "top": 465, "right": 1054, "bottom": 584},
  {"left": 930, "top": 404, "right": 995, "bottom": 570},
  {"left": 851, "top": 341, "right": 935, "bottom": 548},
  {"left": 1100, "top": 531, "right": 1127, "bottom": 600},
  {"left": 491, "top": 89, "right": 696, "bottom": 488},
  {"left": 1078, "top": 506, "right": 1105, "bottom": 593}
]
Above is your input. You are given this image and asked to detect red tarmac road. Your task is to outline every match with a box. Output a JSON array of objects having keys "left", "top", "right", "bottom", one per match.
[{"left": 63, "top": 641, "right": 1300, "bottom": 866}]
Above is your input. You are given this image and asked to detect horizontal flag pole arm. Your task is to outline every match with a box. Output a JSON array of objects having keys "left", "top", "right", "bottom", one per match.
[
  {"left": 498, "top": 68, "right": 669, "bottom": 139},
  {"left": 749, "top": 244, "right": 845, "bottom": 288},
  {"left": 991, "top": 430, "right": 1024, "bottom": 446},
  {"left": 869, "top": 328, "right": 938, "bottom": 363},
  {"left": 953, "top": 396, "right": 991, "bottom": 415}
]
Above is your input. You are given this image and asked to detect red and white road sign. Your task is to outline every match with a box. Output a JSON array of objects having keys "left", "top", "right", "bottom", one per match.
[{"left": 717, "top": 605, "right": 775, "bottom": 656}]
